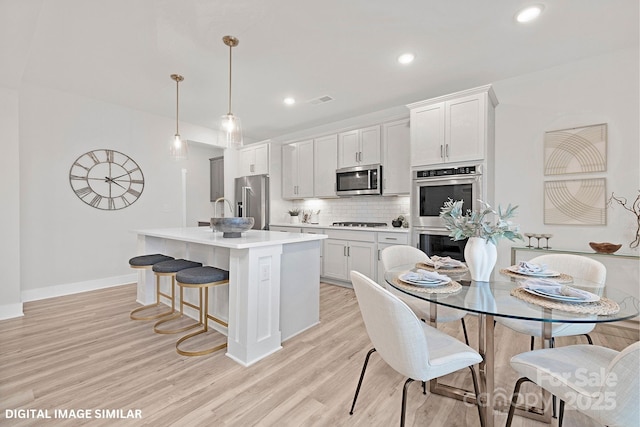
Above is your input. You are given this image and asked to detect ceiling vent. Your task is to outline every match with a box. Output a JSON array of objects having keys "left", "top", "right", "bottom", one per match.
[{"left": 307, "top": 95, "right": 334, "bottom": 105}]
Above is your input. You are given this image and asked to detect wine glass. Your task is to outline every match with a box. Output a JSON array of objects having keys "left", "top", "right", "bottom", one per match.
[
  {"left": 524, "top": 232, "right": 535, "bottom": 248},
  {"left": 533, "top": 234, "right": 543, "bottom": 249},
  {"left": 541, "top": 233, "right": 553, "bottom": 249}
]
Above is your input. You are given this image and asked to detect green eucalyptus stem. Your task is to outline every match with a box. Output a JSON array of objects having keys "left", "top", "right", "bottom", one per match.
[{"left": 439, "top": 199, "right": 523, "bottom": 245}]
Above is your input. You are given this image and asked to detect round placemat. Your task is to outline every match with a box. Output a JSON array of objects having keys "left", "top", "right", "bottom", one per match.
[
  {"left": 499, "top": 268, "right": 573, "bottom": 284},
  {"left": 510, "top": 287, "right": 620, "bottom": 315},
  {"left": 393, "top": 277, "right": 462, "bottom": 294},
  {"left": 416, "top": 262, "right": 469, "bottom": 275}
]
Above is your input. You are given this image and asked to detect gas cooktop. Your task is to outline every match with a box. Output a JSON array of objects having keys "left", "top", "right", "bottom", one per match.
[{"left": 332, "top": 221, "right": 388, "bottom": 228}]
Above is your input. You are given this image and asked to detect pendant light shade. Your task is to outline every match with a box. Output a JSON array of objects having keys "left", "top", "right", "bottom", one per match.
[
  {"left": 169, "top": 74, "right": 188, "bottom": 160},
  {"left": 218, "top": 35, "right": 243, "bottom": 148}
]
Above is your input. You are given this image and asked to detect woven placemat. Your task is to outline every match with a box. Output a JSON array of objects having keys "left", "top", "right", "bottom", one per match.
[
  {"left": 499, "top": 268, "right": 573, "bottom": 284},
  {"left": 510, "top": 287, "right": 620, "bottom": 315},
  {"left": 416, "top": 262, "right": 469, "bottom": 275},
  {"left": 393, "top": 278, "right": 462, "bottom": 294}
]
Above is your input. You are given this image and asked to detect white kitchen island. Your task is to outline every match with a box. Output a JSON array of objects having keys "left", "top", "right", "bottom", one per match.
[{"left": 134, "top": 227, "right": 327, "bottom": 366}]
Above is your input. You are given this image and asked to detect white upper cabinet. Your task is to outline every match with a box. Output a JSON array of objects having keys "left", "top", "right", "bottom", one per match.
[
  {"left": 282, "top": 139, "right": 314, "bottom": 199},
  {"left": 238, "top": 143, "right": 270, "bottom": 176},
  {"left": 337, "top": 125, "right": 381, "bottom": 168},
  {"left": 313, "top": 134, "right": 338, "bottom": 198},
  {"left": 408, "top": 85, "right": 497, "bottom": 167},
  {"left": 381, "top": 119, "right": 410, "bottom": 195}
]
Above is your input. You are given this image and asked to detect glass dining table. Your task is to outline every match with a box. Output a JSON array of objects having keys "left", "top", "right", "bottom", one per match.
[{"left": 385, "top": 265, "right": 640, "bottom": 427}]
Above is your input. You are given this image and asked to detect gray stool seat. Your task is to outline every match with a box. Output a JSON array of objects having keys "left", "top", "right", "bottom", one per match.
[
  {"left": 177, "top": 266, "right": 229, "bottom": 284},
  {"left": 129, "top": 254, "right": 174, "bottom": 267},
  {"left": 152, "top": 259, "right": 202, "bottom": 273}
]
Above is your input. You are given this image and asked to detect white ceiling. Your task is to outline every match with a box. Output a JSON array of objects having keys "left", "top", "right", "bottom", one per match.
[{"left": 2, "top": 0, "right": 638, "bottom": 142}]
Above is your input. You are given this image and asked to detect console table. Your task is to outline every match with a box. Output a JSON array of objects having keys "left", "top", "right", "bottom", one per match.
[{"left": 511, "top": 246, "right": 639, "bottom": 323}]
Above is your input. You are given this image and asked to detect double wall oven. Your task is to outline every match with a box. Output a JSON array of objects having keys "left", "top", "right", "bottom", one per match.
[{"left": 411, "top": 165, "right": 483, "bottom": 262}]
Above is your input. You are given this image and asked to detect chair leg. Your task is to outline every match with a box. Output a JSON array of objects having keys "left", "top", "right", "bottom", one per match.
[
  {"left": 461, "top": 318, "right": 470, "bottom": 345},
  {"left": 584, "top": 333, "right": 593, "bottom": 345},
  {"left": 558, "top": 399, "right": 565, "bottom": 427},
  {"left": 530, "top": 335, "right": 535, "bottom": 351},
  {"left": 400, "top": 378, "right": 414, "bottom": 427},
  {"left": 422, "top": 381, "right": 426, "bottom": 395},
  {"left": 349, "top": 348, "right": 377, "bottom": 415},
  {"left": 506, "top": 377, "right": 532, "bottom": 427},
  {"left": 468, "top": 366, "right": 485, "bottom": 427}
]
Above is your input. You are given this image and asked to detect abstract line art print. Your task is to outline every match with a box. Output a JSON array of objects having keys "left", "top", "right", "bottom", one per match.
[
  {"left": 544, "top": 178, "right": 606, "bottom": 225},
  {"left": 544, "top": 123, "right": 607, "bottom": 175}
]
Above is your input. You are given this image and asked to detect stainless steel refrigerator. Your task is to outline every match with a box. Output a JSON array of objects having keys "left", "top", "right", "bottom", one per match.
[{"left": 235, "top": 174, "right": 270, "bottom": 230}]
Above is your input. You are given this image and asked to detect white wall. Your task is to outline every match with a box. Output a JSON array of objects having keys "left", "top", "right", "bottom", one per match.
[
  {"left": 492, "top": 48, "right": 639, "bottom": 286},
  {"left": 18, "top": 85, "right": 224, "bottom": 300},
  {"left": 0, "top": 87, "right": 23, "bottom": 319}
]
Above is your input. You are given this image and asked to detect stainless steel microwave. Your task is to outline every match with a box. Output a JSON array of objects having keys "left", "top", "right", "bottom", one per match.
[{"left": 336, "top": 164, "right": 382, "bottom": 196}]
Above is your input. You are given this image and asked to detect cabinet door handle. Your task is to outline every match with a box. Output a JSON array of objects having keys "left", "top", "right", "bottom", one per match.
[
  {"left": 347, "top": 246, "right": 350, "bottom": 257},
  {"left": 445, "top": 144, "right": 449, "bottom": 158},
  {"left": 377, "top": 249, "right": 381, "bottom": 261},
  {"left": 384, "top": 237, "right": 398, "bottom": 241},
  {"left": 343, "top": 246, "right": 347, "bottom": 257},
  {"left": 440, "top": 144, "right": 444, "bottom": 159}
]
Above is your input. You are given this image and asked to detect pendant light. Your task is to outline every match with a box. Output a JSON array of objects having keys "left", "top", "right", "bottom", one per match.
[
  {"left": 218, "top": 35, "right": 243, "bottom": 148},
  {"left": 169, "top": 74, "right": 188, "bottom": 160}
]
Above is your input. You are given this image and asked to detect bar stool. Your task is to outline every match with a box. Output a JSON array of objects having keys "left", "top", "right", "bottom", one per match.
[
  {"left": 150, "top": 259, "right": 203, "bottom": 334},
  {"left": 129, "top": 254, "right": 175, "bottom": 320},
  {"left": 175, "top": 266, "right": 230, "bottom": 357}
]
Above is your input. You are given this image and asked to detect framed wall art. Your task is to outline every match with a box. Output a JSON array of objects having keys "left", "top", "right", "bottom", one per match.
[
  {"left": 544, "top": 178, "right": 606, "bottom": 225},
  {"left": 544, "top": 123, "right": 607, "bottom": 175}
]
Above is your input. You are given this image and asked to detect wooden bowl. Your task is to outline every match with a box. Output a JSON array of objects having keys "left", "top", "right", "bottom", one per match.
[{"left": 589, "top": 242, "right": 622, "bottom": 254}]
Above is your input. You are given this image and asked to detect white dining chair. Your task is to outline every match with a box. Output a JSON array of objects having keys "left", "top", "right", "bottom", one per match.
[
  {"left": 380, "top": 245, "right": 470, "bottom": 344},
  {"left": 348, "top": 270, "right": 484, "bottom": 427},
  {"left": 506, "top": 341, "right": 639, "bottom": 427},
  {"left": 496, "top": 254, "right": 606, "bottom": 350}
]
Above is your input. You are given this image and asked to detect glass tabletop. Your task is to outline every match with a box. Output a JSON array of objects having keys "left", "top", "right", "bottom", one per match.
[{"left": 385, "top": 265, "right": 640, "bottom": 323}]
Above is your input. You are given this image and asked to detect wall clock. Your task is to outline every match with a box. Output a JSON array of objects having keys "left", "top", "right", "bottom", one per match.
[{"left": 69, "top": 149, "right": 145, "bottom": 210}]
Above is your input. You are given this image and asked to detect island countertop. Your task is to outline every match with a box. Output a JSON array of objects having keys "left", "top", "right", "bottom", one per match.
[{"left": 135, "top": 227, "right": 327, "bottom": 249}]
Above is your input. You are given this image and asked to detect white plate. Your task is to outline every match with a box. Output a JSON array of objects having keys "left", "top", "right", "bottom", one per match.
[
  {"left": 523, "top": 287, "right": 600, "bottom": 303},
  {"left": 507, "top": 266, "right": 560, "bottom": 277},
  {"left": 399, "top": 273, "right": 450, "bottom": 287}
]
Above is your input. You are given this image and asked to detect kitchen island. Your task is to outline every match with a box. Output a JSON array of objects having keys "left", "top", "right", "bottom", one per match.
[{"left": 134, "top": 227, "right": 327, "bottom": 366}]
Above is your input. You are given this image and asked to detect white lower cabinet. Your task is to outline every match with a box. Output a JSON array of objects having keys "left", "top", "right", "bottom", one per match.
[
  {"left": 376, "top": 232, "right": 409, "bottom": 286},
  {"left": 322, "top": 230, "right": 376, "bottom": 282}
]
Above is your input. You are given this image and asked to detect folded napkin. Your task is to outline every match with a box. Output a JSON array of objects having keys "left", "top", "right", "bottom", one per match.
[
  {"left": 517, "top": 261, "right": 547, "bottom": 274},
  {"left": 403, "top": 269, "right": 449, "bottom": 283},
  {"left": 520, "top": 278, "right": 592, "bottom": 300},
  {"left": 429, "top": 255, "right": 464, "bottom": 269}
]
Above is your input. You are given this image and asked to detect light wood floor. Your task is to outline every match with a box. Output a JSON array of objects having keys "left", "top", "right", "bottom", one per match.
[{"left": 1, "top": 283, "right": 637, "bottom": 427}]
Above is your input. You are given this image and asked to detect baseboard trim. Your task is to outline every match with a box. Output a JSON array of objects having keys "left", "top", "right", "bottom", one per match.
[
  {"left": 22, "top": 274, "right": 137, "bottom": 303},
  {"left": 0, "top": 303, "right": 24, "bottom": 320}
]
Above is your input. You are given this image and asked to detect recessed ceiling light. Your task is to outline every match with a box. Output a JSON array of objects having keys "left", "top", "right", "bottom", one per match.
[
  {"left": 397, "top": 53, "right": 415, "bottom": 65},
  {"left": 283, "top": 97, "right": 296, "bottom": 105},
  {"left": 516, "top": 4, "right": 544, "bottom": 23}
]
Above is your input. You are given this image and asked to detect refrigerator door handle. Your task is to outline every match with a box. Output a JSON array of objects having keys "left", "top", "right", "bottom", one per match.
[{"left": 241, "top": 186, "right": 251, "bottom": 218}]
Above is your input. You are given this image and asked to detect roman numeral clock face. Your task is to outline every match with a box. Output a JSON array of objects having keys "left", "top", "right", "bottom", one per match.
[{"left": 69, "top": 149, "right": 145, "bottom": 210}]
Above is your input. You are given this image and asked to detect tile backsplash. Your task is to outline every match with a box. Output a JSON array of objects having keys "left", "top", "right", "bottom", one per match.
[{"left": 285, "top": 196, "right": 410, "bottom": 226}]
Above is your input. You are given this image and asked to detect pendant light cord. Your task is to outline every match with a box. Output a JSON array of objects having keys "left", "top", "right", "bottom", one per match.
[
  {"left": 228, "top": 43, "right": 233, "bottom": 115},
  {"left": 176, "top": 77, "right": 180, "bottom": 134}
]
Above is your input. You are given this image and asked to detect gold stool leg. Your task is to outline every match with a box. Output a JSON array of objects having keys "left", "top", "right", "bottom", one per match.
[
  {"left": 154, "top": 275, "right": 200, "bottom": 334},
  {"left": 176, "top": 282, "right": 229, "bottom": 357},
  {"left": 130, "top": 270, "right": 174, "bottom": 321}
]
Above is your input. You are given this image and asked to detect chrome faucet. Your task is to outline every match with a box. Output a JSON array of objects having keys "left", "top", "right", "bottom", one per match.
[{"left": 214, "top": 197, "right": 235, "bottom": 217}]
